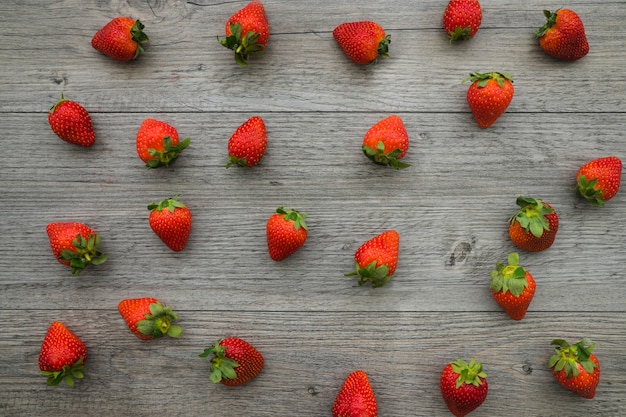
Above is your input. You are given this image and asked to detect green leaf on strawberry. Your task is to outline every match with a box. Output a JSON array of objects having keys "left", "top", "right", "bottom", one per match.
[{"left": 147, "top": 136, "right": 191, "bottom": 169}]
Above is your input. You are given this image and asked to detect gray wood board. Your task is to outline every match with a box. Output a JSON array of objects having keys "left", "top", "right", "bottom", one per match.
[{"left": 1, "top": 0, "right": 625, "bottom": 416}]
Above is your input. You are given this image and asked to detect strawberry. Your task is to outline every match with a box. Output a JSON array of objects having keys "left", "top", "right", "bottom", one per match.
[
  {"left": 442, "top": 0, "right": 482, "bottom": 42},
  {"left": 362, "top": 115, "right": 410, "bottom": 169},
  {"left": 226, "top": 116, "right": 267, "bottom": 168},
  {"left": 575, "top": 156, "right": 622, "bottom": 206},
  {"left": 39, "top": 321, "right": 87, "bottom": 387},
  {"left": 489, "top": 252, "right": 536, "bottom": 320},
  {"left": 219, "top": 1, "right": 270, "bottom": 67},
  {"left": 332, "top": 370, "right": 378, "bottom": 417},
  {"left": 548, "top": 338, "right": 600, "bottom": 399},
  {"left": 345, "top": 230, "right": 400, "bottom": 288},
  {"left": 333, "top": 21, "right": 390, "bottom": 65},
  {"left": 535, "top": 9, "right": 589, "bottom": 61},
  {"left": 199, "top": 337, "right": 264, "bottom": 386},
  {"left": 508, "top": 196, "right": 559, "bottom": 252},
  {"left": 440, "top": 358, "right": 488, "bottom": 417},
  {"left": 266, "top": 206, "right": 308, "bottom": 261},
  {"left": 464, "top": 72, "right": 514, "bottom": 128},
  {"left": 136, "top": 118, "right": 190, "bottom": 168},
  {"left": 48, "top": 94, "right": 95, "bottom": 147},
  {"left": 118, "top": 297, "right": 182, "bottom": 340},
  {"left": 91, "top": 17, "right": 148, "bottom": 62},
  {"left": 46, "top": 222, "right": 108, "bottom": 275},
  {"left": 147, "top": 196, "right": 192, "bottom": 252}
]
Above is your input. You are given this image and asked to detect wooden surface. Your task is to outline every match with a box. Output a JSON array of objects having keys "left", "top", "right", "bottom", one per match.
[{"left": 1, "top": 0, "right": 625, "bottom": 416}]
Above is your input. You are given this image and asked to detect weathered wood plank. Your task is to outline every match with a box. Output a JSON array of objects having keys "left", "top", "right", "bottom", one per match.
[
  {"left": 1, "top": 112, "right": 624, "bottom": 312},
  {"left": 1, "top": 1, "right": 625, "bottom": 112},
  {"left": 0, "top": 310, "right": 624, "bottom": 417}
]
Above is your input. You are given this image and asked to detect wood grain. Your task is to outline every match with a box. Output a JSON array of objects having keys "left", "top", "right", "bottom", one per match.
[{"left": 1, "top": 0, "right": 625, "bottom": 416}]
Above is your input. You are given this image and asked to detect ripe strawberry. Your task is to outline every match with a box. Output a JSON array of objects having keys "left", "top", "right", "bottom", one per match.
[
  {"left": 508, "top": 196, "right": 559, "bottom": 252},
  {"left": 440, "top": 358, "right": 488, "bottom": 417},
  {"left": 39, "top": 321, "right": 87, "bottom": 387},
  {"left": 362, "top": 115, "right": 410, "bottom": 169},
  {"left": 46, "top": 222, "right": 108, "bottom": 275},
  {"left": 118, "top": 297, "right": 182, "bottom": 340},
  {"left": 345, "top": 230, "right": 400, "bottom": 288},
  {"left": 333, "top": 21, "right": 390, "bottom": 65},
  {"left": 147, "top": 196, "right": 192, "bottom": 252},
  {"left": 266, "top": 206, "right": 308, "bottom": 261},
  {"left": 226, "top": 116, "right": 267, "bottom": 168},
  {"left": 48, "top": 94, "right": 95, "bottom": 147},
  {"left": 91, "top": 17, "right": 148, "bottom": 62},
  {"left": 332, "top": 370, "right": 378, "bottom": 417},
  {"left": 136, "top": 118, "right": 190, "bottom": 168},
  {"left": 443, "top": 0, "right": 482, "bottom": 42},
  {"left": 489, "top": 252, "right": 536, "bottom": 320},
  {"left": 219, "top": 1, "right": 270, "bottom": 66},
  {"left": 575, "top": 156, "right": 622, "bottom": 206},
  {"left": 535, "top": 9, "right": 589, "bottom": 61},
  {"left": 464, "top": 72, "right": 514, "bottom": 128},
  {"left": 548, "top": 338, "right": 600, "bottom": 399},
  {"left": 199, "top": 337, "right": 264, "bottom": 386}
]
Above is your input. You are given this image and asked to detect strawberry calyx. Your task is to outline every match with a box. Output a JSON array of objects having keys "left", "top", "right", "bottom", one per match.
[
  {"left": 489, "top": 252, "right": 529, "bottom": 297},
  {"left": 377, "top": 35, "right": 391, "bottom": 61},
  {"left": 276, "top": 206, "right": 308, "bottom": 230},
  {"left": 147, "top": 196, "right": 186, "bottom": 213},
  {"left": 136, "top": 301, "right": 182, "bottom": 339},
  {"left": 59, "top": 233, "right": 108, "bottom": 276},
  {"left": 535, "top": 10, "right": 560, "bottom": 38},
  {"left": 509, "top": 196, "right": 554, "bottom": 238},
  {"left": 576, "top": 175, "right": 605, "bottom": 206},
  {"left": 463, "top": 71, "right": 513, "bottom": 88},
  {"left": 549, "top": 338, "right": 598, "bottom": 378},
  {"left": 448, "top": 26, "right": 473, "bottom": 43},
  {"left": 226, "top": 154, "right": 248, "bottom": 168},
  {"left": 345, "top": 260, "right": 392, "bottom": 288},
  {"left": 362, "top": 140, "right": 410, "bottom": 169},
  {"left": 219, "top": 22, "right": 265, "bottom": 67},
  {"left": 450, "top": 358, "right": 487, "bottom": 388},
  {"left": 130, "top": 19, "right": 149, "bottom": 59},
  {"left": 41, "top": 357, "right": 85, "bottom": 387},
  {"left": 49, "top": 93, "right": 68, "bottom": 114},
  {"left": 146, "top": 136, "right": 190, "bottom": 169},
  {"left": 199, "top": 340, "right": 240, "bottom": 384}
]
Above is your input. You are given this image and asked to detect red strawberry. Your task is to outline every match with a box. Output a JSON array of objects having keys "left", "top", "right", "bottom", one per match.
[
  {"left": 489, "top": 252, "right": 536, "bottom": 320},
  {"left": 333, "top": 21, "right": 390, "bottom": 65},
  {"left": 118, "top": 297, "right": 182, "bottom": 340},
  {"left": 226, "top": 116, "right": 267, "bottom": 168},
  {"left": 147, "top": 196, "right": 192, "bottom": 252},
  {"left": 48, "top": 94, "right": 95, "bottom": 147},
  {"left": 266, "top": 207, "right": 308, "bottom": 261},
  {"left": 575, "top": 156, "right": 622, "bottom": 206},
  {"left": 508, "top": 196, "right": 559, "bottom": 252},
  {"left": 362, "top": 115, "right": 410, "bottom": 169},
  {"left": 440, "top": 358, "right": 488, "bottom": 417},
  {"left": 332, "top": 370, "right": 378, "bottom": 417},
  {"left": 443, "top": 0, "right": 482, "bottom": 42},
  {"left": 536, "top": 9, "right": 589, "bottom": 61},
  {"left": 91, "top": 17, "right": 148, "bottom": 62},
  {"left": 345, "top": 230, "right": 400, "bottom": 288},
  {"left": 219, "top": 1, "right": 270, "bottom": 66},
  {"left": 199, "top": 337, "right": 264, "bottom": 386},
  {"left": 39, "top": 321, "right": 87, "bottom": 387},
  {"left": 548, "top": 338, "right": 600, "bottom": 399},
  {"left": 46, "top": 222, "right": 108, "bottom": 275},
  {"left": 464, "top": 72, "right": 514, "bottom": 128},
  {"left": 136, "top": 118, "right": 190, "bottom": 168}
]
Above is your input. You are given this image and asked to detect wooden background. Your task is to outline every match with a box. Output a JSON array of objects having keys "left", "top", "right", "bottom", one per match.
[{"left": 1, "top": 0, "right": 625, "bottom": 415}]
